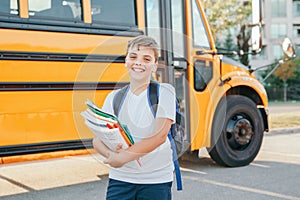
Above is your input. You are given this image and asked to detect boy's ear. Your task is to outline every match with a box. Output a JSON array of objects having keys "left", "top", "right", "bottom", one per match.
[{"left": 124, "top": 56, "right": 129, "bottom": 67}]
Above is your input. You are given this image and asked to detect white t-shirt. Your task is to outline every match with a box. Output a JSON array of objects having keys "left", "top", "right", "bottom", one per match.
[{"left": 102, "top": 82, "right": 176, "bottom": 184}]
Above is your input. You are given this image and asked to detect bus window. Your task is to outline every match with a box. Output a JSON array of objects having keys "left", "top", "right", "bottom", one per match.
[
  {"left": 91, "top": 0, "right": 136, "bottom": 26},
  {"left": 171, "top": 0, "right": 185, "bottom": 58},
  {"left": 28, "top": 0, "right": 82, "bottom": 22},
  {"left": 0, "top": 0, "right": 19, "bottom": 16},
  {"left": 192, "top": 0, "right": 210, "bottom": 49},
  {"left": 194, "top": 60, "right": 213, "bottom": 91},
  {"left": 145, "top": 0, "right": 161, "bottom": 51}
]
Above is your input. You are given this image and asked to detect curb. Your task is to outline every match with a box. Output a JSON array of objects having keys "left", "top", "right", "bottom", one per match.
[
  {"left": 0, "top": 149, "right": 93, "bottom": 165},
  {"left": 267, "top": 126, "right": 300, "bottom": 135}
]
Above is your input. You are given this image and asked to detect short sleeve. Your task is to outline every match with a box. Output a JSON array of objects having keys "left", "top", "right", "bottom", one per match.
[{"left": 156, "top": 83, "right": 176, "bottom": 123}]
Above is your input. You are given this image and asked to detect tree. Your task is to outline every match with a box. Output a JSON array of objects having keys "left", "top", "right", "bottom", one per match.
[
  {"left": 200, "top": 0, "right": 252, "bottom": 42},
  {"left": 223, "top": 31, "right": 239, "bottom": 60},
  {"left": 237, "top": 24, "right": 251, "bottom": 65},
  {"left": 224, "top": 31, "right": 236, "bottom": 51},
  {"left": 274, "top": 58, "right": 298, "bottom": 101},
  {"left": 200, "top": 0, "right": 252, "bottom": 65},
  {"left": 288, "top": 65, "right": 300, "bottom": 85},
  {"left": 262, "top": 57, "right": 300, "bottom": 101}
]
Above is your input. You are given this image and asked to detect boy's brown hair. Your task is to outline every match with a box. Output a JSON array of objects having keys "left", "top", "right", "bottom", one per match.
[{"left": 126, "top": 35, "right": 160, "bottom": 62}]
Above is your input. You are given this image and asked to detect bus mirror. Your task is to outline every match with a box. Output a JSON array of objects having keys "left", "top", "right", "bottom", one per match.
[
  {"left": 251, "top": 0, "right": 262, "bottom": 52},
  {"left": 282, "top": 37, "right": 296, "bottom": 58},
  {"left": 251, "top": 26, "right": 261, "bottom": 52},
  {"left": 250, "top": 37, "right": 296, "bottom": 77}
]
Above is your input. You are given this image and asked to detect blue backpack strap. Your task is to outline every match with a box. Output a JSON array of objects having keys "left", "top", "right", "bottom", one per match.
[
  {"left": 148, "top": 81, "right": 183, "bottom": 191},
  {"left": 113, "top": 84, "right": 130, "bottom": 117},
  {"left": 148, "top": 81, "right": 159, "bottom": 117},
  {"left": 168, "top": 133, "right": 183, "bottom": 190}
]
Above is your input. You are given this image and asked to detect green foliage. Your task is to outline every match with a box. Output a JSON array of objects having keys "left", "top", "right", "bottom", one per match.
[
  {"left": 200, "top": 0, "right": 252, "bottom": 39},
  {"left": 223, "top": 31, "right": 235, "bottom": 51},
  {"left": 263, "top": 57, "right": 300, "bottom": 87},
  {"left": 223, "top": 31, "right": 239, "bottom": 60},
  {"left": 200, "top": 0, "right": 252, "bottom": 65},
  {"left": 274, "top": 59, "right": 297, "bottom": 83},
  {"left": 288, "top": 66, "right": 300, "bottom": 84}
]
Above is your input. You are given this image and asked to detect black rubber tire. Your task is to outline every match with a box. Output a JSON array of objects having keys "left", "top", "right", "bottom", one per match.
[{"left": 208, "top": 95, "right": 264, "bottom": 167}]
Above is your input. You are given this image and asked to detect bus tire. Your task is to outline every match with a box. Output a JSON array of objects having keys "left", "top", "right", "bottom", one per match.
[{"left": 208, "top": 95, "right": 264, "bottom": 167}]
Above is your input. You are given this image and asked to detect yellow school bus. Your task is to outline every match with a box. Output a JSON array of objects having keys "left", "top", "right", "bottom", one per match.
[{"left": 0, "top": 0, "right": 268, "bottom": 167}]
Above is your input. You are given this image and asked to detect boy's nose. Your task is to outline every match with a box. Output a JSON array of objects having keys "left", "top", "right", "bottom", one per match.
[{"left": 134, "top": 58, "right": 143, "bottom": 66}]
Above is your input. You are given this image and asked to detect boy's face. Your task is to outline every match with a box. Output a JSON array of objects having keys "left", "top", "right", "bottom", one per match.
[{"left": 125, "top": 45, "right": 157, "bottom": 82}]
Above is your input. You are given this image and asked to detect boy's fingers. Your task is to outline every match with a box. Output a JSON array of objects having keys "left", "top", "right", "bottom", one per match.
[
  {"left": 115, "top": 143, "right": 123, "bottom": 152},
  {"left": 118, "top": 143, "right": 123, "bottom": 148}
]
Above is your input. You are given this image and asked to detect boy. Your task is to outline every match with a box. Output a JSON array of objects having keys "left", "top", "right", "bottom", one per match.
[{"left": 93, "top": 35, "right": 176, "bottom": 200}]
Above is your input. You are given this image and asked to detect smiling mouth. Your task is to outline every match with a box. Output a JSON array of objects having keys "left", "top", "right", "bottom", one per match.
[{"left": 132, "top": 67, "right": 145, "bottom": 72}]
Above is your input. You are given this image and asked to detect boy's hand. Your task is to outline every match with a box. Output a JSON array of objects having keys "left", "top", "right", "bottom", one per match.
[{"left": 103, "top": 151, "right": 126, "bottom": 168}]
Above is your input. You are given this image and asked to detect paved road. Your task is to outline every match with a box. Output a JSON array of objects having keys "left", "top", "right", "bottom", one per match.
[
  {"left": 176, "top": 132, "right": 300, "bottom": 200},
  {"left": 1, "top": 132, "right": 300, "bottom": 200}
]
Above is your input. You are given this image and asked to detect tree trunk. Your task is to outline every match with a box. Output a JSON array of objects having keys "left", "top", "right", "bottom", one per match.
[{"left": 283, "top": 81, "right": 287, "bottom": 102}]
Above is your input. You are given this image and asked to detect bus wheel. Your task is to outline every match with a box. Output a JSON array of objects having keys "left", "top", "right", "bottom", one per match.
[{"left": 208, "top": 95, "right": 264, "bottom": 167}]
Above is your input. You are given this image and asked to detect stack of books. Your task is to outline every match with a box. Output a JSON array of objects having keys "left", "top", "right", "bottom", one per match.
[{"left": 81, "top": 99, "right": 135, "bottom": 151}]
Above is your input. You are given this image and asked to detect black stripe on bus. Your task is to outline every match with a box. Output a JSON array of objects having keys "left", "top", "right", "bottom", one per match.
[
  {"left": 0, "top": 17, "right": 143, "bottom": 36},
  {"left": 0, "top": 51, "right": 126, "bottom": 62},
  {"left": 0, "top": 139, "right": 93, "bottom": 157},
  {"left": 0, "top": 82, "right": 129, "bottom": 91}
]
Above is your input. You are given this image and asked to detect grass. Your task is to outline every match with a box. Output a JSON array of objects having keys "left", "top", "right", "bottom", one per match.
[
  {"left": 269, "top": 112, "right": 300, "bottom": 129},
  {"left": 268, "top": 101, "right": 300, "bottom": 129}
]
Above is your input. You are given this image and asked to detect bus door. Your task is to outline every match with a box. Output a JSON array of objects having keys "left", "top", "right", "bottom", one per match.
[
  {"left": 186, "top": 0, "right": 221, "bottom": 150},
  {"left": 145, "top": 0, "right": 190, "bottom": 150}
]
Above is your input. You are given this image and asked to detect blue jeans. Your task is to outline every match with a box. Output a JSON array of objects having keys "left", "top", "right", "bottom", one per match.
[{"left": 106, "top": 179, "right": 172, "bottom": 200}]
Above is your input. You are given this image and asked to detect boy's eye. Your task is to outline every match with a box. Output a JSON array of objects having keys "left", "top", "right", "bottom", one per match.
[{"left": 144, "top": 57, "right": 152, "bottom": 62}]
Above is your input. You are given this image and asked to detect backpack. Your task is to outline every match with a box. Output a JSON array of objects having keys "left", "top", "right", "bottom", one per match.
[{"left": 112, "top": 81, "right": 184, "bottom": 191}]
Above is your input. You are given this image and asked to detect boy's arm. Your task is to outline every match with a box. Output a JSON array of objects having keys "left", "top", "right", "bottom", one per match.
[
  {"left": 104, "top": 117, "right": 172, "bottom": 168},
  {"left": 93, "top": 137, "right": 122, "bottom": 158}
]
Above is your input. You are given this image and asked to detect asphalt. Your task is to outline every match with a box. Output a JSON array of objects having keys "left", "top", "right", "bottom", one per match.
[{"left": 0, "top": 102, "right": 299, "bottom": 199}]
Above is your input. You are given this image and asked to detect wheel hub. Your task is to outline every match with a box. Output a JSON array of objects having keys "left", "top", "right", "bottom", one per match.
[
  {"left": 233, "top": 118, "right": 253, "bottom": 145},
  {"left": 227, "top": 116, "right": 254, "bottom": 146}
]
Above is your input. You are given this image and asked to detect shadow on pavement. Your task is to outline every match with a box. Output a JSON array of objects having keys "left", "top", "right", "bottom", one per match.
[
  {"left": 1, "top": 160, "right": 299, "bottom": 200},
  {"left": 0, "top": 175, "right": 109, "bottom": 200}
]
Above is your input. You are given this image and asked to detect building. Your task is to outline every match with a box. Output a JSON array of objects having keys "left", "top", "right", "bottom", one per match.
[{"left": 251, "top": 0, "right": 300, "bottom": 67}]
